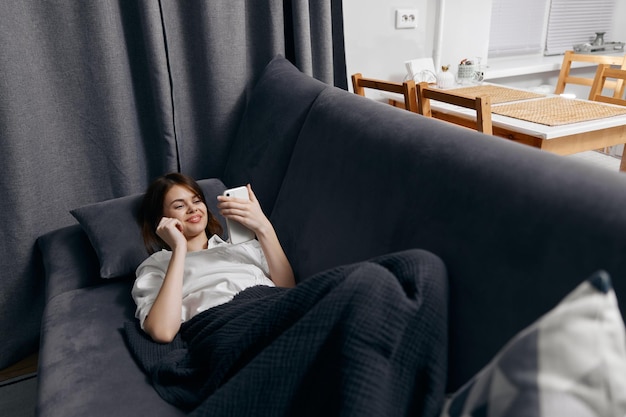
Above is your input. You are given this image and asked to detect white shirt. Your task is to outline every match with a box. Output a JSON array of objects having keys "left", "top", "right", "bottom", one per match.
[{"left": 132, "top": 235, "right": 274, "bottom": 329}]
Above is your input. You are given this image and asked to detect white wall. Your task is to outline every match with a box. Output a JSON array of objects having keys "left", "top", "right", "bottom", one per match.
[
  {"left": 343, "top": 0, "right": 626, "bottom": 91},
  {"left": 343, "top": 0, "right": 431, "bottom": 84},
  {"left": 343, "top": 0, "right": 493, "bottom": 87},
  {"left": 437, "top": 0, "right": 492, "bottom": 70}
]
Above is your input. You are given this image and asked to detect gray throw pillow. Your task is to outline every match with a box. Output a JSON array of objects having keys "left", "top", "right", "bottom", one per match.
[{"left": 71, "top": 178, "right": 226, "bottom": 278}]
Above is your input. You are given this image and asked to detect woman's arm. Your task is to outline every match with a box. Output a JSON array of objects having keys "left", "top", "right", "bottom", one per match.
[
  {"left": 141, "top": 217, "right": 187, "bottom": 343},
  {"left": 218, "top": 185, "right": 295, "bottom": 288},
  {"left": 254, "top": 222, "right": 296, "bottom": 288}
]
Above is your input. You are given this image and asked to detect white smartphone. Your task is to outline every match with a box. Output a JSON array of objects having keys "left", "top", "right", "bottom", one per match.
[{"left": 222, "top": 186, "right": 256, "bottom": 244}]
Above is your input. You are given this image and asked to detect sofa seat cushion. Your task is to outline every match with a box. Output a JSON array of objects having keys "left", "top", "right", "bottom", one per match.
[{"left": 37, "top": 281, "right": 184, "bottom": 417}]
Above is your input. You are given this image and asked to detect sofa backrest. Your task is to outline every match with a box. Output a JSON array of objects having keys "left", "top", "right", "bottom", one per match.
[
  {"left": 267, "top": 84, "right": 626, "bottom": 391},
  {"left": 222, "top": 56, "right": 329, "bottom": 215}
]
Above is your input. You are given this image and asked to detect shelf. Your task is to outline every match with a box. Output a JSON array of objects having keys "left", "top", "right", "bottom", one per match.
[{"left": 573, "top": 42, "right": 625, "bottom": 53}]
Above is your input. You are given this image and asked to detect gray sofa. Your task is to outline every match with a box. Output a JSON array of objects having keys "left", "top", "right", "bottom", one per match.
[{"left": 36, "top": 57, "right": 626, "bottom": 416}]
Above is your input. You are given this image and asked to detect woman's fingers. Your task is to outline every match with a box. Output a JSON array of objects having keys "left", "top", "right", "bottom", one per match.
[
  {"left": 158, "top": 217, "right": 181, "bottom": 232},
  {"left": 156, "top": 217, "right": 185, "bottom": 247},
  {"left": 218, "top": 185, "right": 269, "bottom": 232},
  {"left": 246, "top": 184, "right": 257, "bottom": 203}
]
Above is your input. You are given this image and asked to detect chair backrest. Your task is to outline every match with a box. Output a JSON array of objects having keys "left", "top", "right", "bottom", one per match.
[
  {"left": 351, "top": 73, "right": 418, "bottom": 113},
  {"left": 589, "top": 64, "right": 626, "bottom": 107},
  {"left": 554, "top": 50, "right": 626, "bottom": 99},
  {"left": 416, "top": 82, "right": 493, "bottom": 135}
]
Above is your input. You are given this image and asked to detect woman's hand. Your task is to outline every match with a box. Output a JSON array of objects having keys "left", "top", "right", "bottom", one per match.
[
  {"left": 218, "top": 185, "right": 295, "bottom": 288},
  {"left": 217, "top": 185, "right": 271, "bottom": 236},
  {"left": 156, "top": 217, "right": 187, "bottom": 251}
]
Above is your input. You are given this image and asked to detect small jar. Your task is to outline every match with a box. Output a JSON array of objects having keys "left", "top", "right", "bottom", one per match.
[
  {"left": 436, "top": 65, "right": 455, "bottom": 89},
  {"left": 457, "top": 64, "right": 476, "bottom": 84}
]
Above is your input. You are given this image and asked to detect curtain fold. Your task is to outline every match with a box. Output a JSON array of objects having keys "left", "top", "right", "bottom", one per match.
[
  {"left": 292, "top": 0, "right": 334, "bottom": 83},
  {"left": 0, "top": 0, "right": 345, "bottom": 370},
  {"left": 158, "top": 0, "right": 287, "bottom": 178},
  {"left": 0, "top": 1, "right": 173, "bottom": 369},
  {"left": 135, "top": 1, "right": 181, "bottom": 170}
]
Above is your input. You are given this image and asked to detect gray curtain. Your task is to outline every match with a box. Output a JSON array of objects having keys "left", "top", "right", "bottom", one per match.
[{"left": 0, "top": 0, "right": 345, "bottom": 370}]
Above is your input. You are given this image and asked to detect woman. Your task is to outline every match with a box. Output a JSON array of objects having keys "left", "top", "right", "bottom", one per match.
[
  {"left": 132, "top": 172, "right": 295, "bottom": 343},
  {"left": 126, "top": 174, "right": 447, "bottom": 417}
]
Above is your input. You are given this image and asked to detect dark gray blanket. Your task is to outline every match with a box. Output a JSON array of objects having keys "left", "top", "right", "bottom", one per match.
[{"left": 124, "top": 249, "right": 448, "bottom": 417}]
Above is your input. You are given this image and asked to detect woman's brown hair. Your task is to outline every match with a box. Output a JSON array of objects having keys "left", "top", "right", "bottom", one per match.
[{"left": 138, "top": 173, "right": 223, "bottom": 254}]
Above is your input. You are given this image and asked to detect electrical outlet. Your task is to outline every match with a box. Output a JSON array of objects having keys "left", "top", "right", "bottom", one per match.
[{"left": 395, "top": 9, "right": 417, "bottom": 29}]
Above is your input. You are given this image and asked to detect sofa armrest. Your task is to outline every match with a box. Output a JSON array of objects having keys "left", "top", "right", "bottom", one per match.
[{"left": 37, "top": 224, "right": 117, "bottom": 302}]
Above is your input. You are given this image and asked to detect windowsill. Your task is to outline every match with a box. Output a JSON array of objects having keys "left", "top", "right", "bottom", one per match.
[{"left": 484, "top": 51, "right": 625, "bottom": 80}]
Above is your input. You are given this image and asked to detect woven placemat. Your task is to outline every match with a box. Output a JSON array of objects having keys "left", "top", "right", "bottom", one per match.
[
  {"left": 492, "top": 96, "right": 626, "bottom": 126},
  {"left": 446, "top": 85, "right": 545, "bottom": 104}
]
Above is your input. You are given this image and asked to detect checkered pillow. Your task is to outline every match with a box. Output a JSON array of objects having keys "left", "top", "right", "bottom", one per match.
[{"left": 441, "top": 271, "right": 626, "bottom": 417}]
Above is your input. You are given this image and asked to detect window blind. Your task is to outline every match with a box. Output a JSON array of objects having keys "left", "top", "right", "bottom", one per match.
[
  {"left": 488, "top": 0, "right": 549, "bottom": 57},
  {"left": 489, "top": 0, "right": 617, "bottom": 58},
  {"left": 544, "top": 0, "right": 616, "bottom": 55}
]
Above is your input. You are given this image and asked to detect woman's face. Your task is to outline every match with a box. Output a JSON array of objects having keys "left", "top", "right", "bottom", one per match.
[{"left": 162, "top": 184, "right": 208, "bottom": 240}]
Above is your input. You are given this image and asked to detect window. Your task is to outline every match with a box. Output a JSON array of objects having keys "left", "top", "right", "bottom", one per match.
[
  {"left": 488, "top": 0, "right": 549, "bottom": 57},
  {"left": 489, "top": 0, "right": 616, "bottom": 58},
  {"left": 544, "top": 0, "right": 615, "bottom": 55}
]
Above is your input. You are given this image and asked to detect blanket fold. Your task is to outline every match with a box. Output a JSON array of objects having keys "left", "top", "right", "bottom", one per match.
[{"left": 124, "top": 249, "right": 448, "bottom": 417}]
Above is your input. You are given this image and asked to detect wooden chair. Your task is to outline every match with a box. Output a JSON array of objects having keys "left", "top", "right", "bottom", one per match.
[
  {"left": 554, "top": 50, "right": 626, "bottom": 99},
  {"left": 351, "top": 73, "right": 418, "bottom": 113},
  {"left": 416, "top": 81, "right": 493, "bottom": 134},
  {"left": 588, "top": 64, "right": 626, "bottom": 156},
  {"left": 589, "top": 65, "right": 626, "bottom": 106}
]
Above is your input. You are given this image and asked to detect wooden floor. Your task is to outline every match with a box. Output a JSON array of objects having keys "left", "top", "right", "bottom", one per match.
[{"left": 0, "top": 353, "right": 38, "bottom": 383}]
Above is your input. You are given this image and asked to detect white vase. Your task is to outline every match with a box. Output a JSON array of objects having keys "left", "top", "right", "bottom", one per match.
[{"left": 436, "top": 67, "right": 455, "bottom": 89}]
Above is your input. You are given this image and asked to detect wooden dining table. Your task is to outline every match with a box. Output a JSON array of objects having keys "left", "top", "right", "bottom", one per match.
[{"left": 388, "top": 83, "right": 626, "bottom": 172}]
